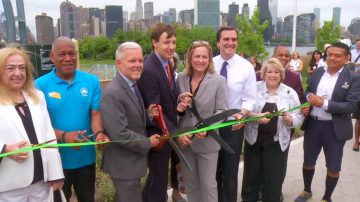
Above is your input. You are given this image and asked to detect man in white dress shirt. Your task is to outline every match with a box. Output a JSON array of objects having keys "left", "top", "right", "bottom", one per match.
[{"left": 214, "top": 26, "right": 257, "bottom": 202}]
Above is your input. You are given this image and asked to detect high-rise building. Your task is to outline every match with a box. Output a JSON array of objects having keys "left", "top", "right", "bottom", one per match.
[
  {"left": 2, "top": 0, "right": 16, "bottom": 43},
  {"left": 168, "top": 8, "right": 176, "bottom": 23},
  {"left": 314, "top": 8, "right": 320, "bottom": 29},
  {"left": 105, "top": 5, "right": 123, "bottom": 39},
  {"left": 135, "top": 0, "right": 144, "bottom": 20},
  {"left": 16, "top": 0, "right": 27, "bottom": 44},
  {"left": 123, "top": 11, "right": 128, "bottom": 30},
  {"left": 60, "top": 1, "right": 76, "bottom": 38},
  {"left": 195, "top": 0, "right": 220, "bottom": 29},
  {"left": 227, "top": 2, "right": 239, "bottom": 28},
  {"left": 241, "top": 3, "right": 250, "bottom": 19},
  {"left": 283, "top": 15, "right": 293, "bottom": 40},
  {"left": 332, "top": 7, "right": 341, "bottom": 27},
  {"left": 89, "top": 8, "right": 102, "bottom": 35},
  {"left": 178, "top": 9, "right": 194, "bottom": 27},
  {"left": 144, "top": 2, "right": 154, "bottom": 20},
  {"left": 36, "top": 13, "right": 55, "bottom": 44},
  {"left": 269, "top": 0, "right": 278, "bottom": 26},
  {"left": 297, "top": 13, "right": 315, "bottom": 44},
  {"left": 257, "top": 0, "right": 274, "bottom": 41}
]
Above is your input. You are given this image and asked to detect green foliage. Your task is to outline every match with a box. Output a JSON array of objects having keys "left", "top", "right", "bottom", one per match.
[
  {"left": 315, "top": 20, "right": 341, "bottom": 51},
  {"left": 79, "top": 36, "right": 115, "bottom": 60},
  {"left": 236, "top": 8, "right": 269, "bottom": 60},
  {"left": 112, "top": 29, "right": 152, "bottom": 54}
]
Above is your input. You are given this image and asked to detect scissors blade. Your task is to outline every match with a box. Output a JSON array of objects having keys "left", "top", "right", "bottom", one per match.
[
  {"left": 196, "top": 109, "right": 240, "bottom": 128},
  {"left": 208, "top": 132, "right": 234, "bottom": 153},
  {"left": 168, "top": 138, "right": 193, "bottom": 173},
  {"left": 170, "top": 126, "right": 197, "bottom": 137}
]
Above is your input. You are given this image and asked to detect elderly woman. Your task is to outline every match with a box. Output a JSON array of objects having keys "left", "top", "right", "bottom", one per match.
[
  {"left": 176, "top": 41, "right": 227, "bottom": 202},
  {"left": 0, "top": 48, "right": 64, "bottom": 201},
  {"left": 241, "top": 58, "right": 304, "bottom": 202}
]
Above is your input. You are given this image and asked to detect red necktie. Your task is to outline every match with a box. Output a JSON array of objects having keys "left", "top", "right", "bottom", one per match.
[{"left": 166, "top": 64, "right": 173, "bottom": 85}]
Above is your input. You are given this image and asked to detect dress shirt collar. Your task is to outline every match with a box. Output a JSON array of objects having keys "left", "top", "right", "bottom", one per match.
[
  {"left": 324, "top": 66, "right": 343, "bottom": 76},
  {"left": 154, "top": 51, "right": 169, "bottom": 68},
  {"left": 118, "top": 71, "right": 135, "bottom": 89}
]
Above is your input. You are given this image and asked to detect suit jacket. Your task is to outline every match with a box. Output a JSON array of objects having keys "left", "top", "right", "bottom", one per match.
[
  {"left": 101, "top": 72, "right": 151, "bottom": 180},
  {"left": 137, "top": 52, "right": 178, "bottom": 152},
  {"left": 303, "top": 66, "right": 360, "bottom": 141},
  {"left": 256, "top": 69, "right": 306, "bottom": 103},
  {"left": 176, "top": 72, "right": 228, "bottom": 153},
  {"left": 0, "top": 90, "right": 64, "bottom": 192}
]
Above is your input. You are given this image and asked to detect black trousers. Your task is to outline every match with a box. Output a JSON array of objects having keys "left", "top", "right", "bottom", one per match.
[
  {"left": 217, "top": 126, "right": 244, "bottom": 202},
  {"left": 143, "top": 150, "right": 171, "bottom": 202},
  {"left": 241, "top": 139, "right": 285, "bottom": 202},
  {"left": 54, "top": 163, "right": 95, "bottom": 202}
]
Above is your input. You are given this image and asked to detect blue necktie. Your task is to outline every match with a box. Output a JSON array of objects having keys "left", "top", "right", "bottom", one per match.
[
  {"left": 132, "top": 83, "right": 143, "bottom": 107},
  {"left": 220, "top": 61, "right": 228, "bottom": 79}
]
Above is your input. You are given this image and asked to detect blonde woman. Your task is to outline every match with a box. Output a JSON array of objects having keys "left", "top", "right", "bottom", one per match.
[{"left": 0, "top": 48, "right": 64, "bottom": 201}]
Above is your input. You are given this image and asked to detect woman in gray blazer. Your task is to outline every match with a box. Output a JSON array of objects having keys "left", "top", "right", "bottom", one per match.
[
  {"left": 176, "top": 41, "right": 228, "bottom": 202},
  {"left": 0, "top": 48, "right": 64, "bottom": 201}
]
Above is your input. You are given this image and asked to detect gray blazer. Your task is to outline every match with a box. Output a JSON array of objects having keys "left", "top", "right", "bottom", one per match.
[
  {"left": 101, "top": 72, "right": 151, "bottom": 180},
  {"left": 304, "top": 66, "right": 360, "bottom": 141},
  {"left": 176, "top": 72, "right": 228, "bottom": 153}
]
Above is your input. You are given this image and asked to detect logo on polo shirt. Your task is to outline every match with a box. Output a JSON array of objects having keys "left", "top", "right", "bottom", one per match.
[
  {"left": 48, "top": 92, "right": 61, "bottom": 99},
  {"left": 80, "top": 87, "right": 88, "bottom": 96}
]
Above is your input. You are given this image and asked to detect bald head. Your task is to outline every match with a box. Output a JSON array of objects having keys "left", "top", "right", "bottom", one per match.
[
  {"left": 52, "top": 37, "right": 75, "bottom": 52},
  {"left": 272, "top": 45, "right": 291, "bottom": 68}
]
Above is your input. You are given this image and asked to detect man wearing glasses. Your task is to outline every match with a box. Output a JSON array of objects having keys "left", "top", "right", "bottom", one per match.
[
  {"left": 35, "top": 36, "right": 109, "bottom": 202},
  {"left": 213, "top": 26, "right": 257, "bottom": 202}
]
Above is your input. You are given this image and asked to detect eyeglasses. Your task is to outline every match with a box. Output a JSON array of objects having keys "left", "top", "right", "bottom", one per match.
[{"left": 192, "top": 41, "right": 210, "bottom": 45}]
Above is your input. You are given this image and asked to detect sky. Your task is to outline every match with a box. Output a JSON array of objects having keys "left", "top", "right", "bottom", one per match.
[{"left": 0, "top": 0, "right": 358, "bottom": 36}]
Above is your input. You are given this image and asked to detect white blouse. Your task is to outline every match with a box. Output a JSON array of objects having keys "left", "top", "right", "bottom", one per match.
[{"left": 244, "top": 81, "right": 304, "bottom": 151}]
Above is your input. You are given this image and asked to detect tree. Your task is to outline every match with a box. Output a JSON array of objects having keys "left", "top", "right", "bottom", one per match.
[
  {"left": 315, "top": 20, "right": 341, "bottom": 51},
  {"left": 79, "top": 36, "right": 114, "bottom": 60},
  {"left": 236, "top": 7, "right": 269, "bottom": 60}
]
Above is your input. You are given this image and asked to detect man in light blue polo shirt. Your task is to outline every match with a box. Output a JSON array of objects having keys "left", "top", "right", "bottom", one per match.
[{"left": 35, "top": 36, "right": 108, "bottom": 202}]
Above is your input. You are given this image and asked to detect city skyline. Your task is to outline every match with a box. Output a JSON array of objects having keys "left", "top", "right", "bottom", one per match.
[{"left": 0, "top": 0, "right": 358, "bottom": 37}]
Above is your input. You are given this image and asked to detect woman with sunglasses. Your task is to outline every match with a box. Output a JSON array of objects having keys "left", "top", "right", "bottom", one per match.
[
  {"left": 0, "top": 48, "right": 64, "bottom": 201},
  {"left": 176, "top": 41, "right": 228, "bottom": 202}
]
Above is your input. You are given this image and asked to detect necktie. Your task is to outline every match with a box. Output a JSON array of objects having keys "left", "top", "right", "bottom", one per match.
[
  {"left": 220, "top": 61, "right": 228, "bottom": 79},
  {"left": 132, "top": 83, "right": 143, "bottom": 107},
  {"left": 166, "top": 64, "right": 173, "bottom": 85}
]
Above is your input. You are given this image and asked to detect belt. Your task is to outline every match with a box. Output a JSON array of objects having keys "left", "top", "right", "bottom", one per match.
[{"left": 310, "top": 115, "right": 331, "bottom": 121}]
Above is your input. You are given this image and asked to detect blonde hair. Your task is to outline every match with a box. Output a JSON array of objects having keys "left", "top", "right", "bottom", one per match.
[
  {"left": 260, "top": 58, "right": 285, "bottom": 81},
  {"left": 0, "top": 48, "right": 38, "bottom": 104},
  {"left": 184, "top": 41, "right": 215, "bottom": 76}
]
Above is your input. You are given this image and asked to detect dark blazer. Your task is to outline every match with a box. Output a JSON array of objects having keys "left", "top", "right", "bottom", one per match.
[
  {"left": 137, "top": 52, "right": 178, "bottom": 151},
  {"left": 256, "top": 69, "right": 306, "bottom": 103},
  {"left": 101, "top": 72, "right": 151, "bottom": 180},
  {"left": 303, "top": 66, "right": 360, "bottom": 141}
]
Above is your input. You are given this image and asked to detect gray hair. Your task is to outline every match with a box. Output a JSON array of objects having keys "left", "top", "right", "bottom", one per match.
[{"left": 115, "top": 42, "right": 142, "bottom": 60}]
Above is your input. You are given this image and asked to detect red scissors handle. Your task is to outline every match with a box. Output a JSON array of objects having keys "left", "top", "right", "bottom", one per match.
[{"left": 153, "top": 104, "right": 170, "bottom": 150}]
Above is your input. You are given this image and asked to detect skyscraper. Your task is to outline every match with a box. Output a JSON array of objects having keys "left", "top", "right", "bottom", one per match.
[
  {"left": 89, "top": 8, "right": 103, "bottom": 35},
  {"left": 105, "top": 5, "right": 123, "bottom": 39},
  {"left": 297, "top": 13, "right": 315, "bottom": 44},
  {"left": 241, "top": 3, "right": 250, "bottom": 20},
  {"left": 195, "top": 0, "right": 220, "bottom": 29},
  {"left": 269, "top": 0, "right": 278, "bottom": 26},
  {"left": 2, "top": 0, "right": 16, "bottom": 43},
  {"left": 144, "top": 2, "right": 154, "bottom": 20},
  {"left": 227, "top": 2, "right": 239, "bottom": 28},
  {"left": 60, "top": 1, "right": 76, "bottom": 38},
  {"left": 257, "top": 0, "right": 273, "bottom": 41},
  {"left": 135, "top": 0, "right": 144, "bottom": 20},
  {"left": 16, "top": 0, "right": 27, "bottom": 44},
  {"left": 178, "top": 9, "right": 194, "bottom": 27},
  {"left": 313, "top": 8, "right": 320, "bottom": 29},
  {"left": 332, "top": 7, "right": 341, "bottom": 27},
  {"left": 36, "top": 13, "right": 55, "bottom": 44}
]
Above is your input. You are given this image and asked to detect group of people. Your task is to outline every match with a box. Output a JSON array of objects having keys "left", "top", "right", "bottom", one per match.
[{"left": 0, "top": 23, "right": 359, "bottom": 202}]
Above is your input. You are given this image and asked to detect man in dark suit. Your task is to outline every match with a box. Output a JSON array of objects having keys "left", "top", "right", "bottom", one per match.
[
  {"left": 295, "top": 42, "right": 360, "bottom": 202},
  {"left": 137, "top": 23, "right": 182, "bottom": 202},
  {"left": 100, "top": 42, "right": 160, "bottom": 202}
]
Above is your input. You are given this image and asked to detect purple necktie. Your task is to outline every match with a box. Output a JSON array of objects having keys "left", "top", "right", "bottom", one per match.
[{"left": 220, "top": 61, "right": 228, "bottom": 79}]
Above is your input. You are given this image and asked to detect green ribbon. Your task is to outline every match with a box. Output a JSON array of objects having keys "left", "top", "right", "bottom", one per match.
[{"left": 0, "top": 102, "right": 309, "bottom": 158}]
